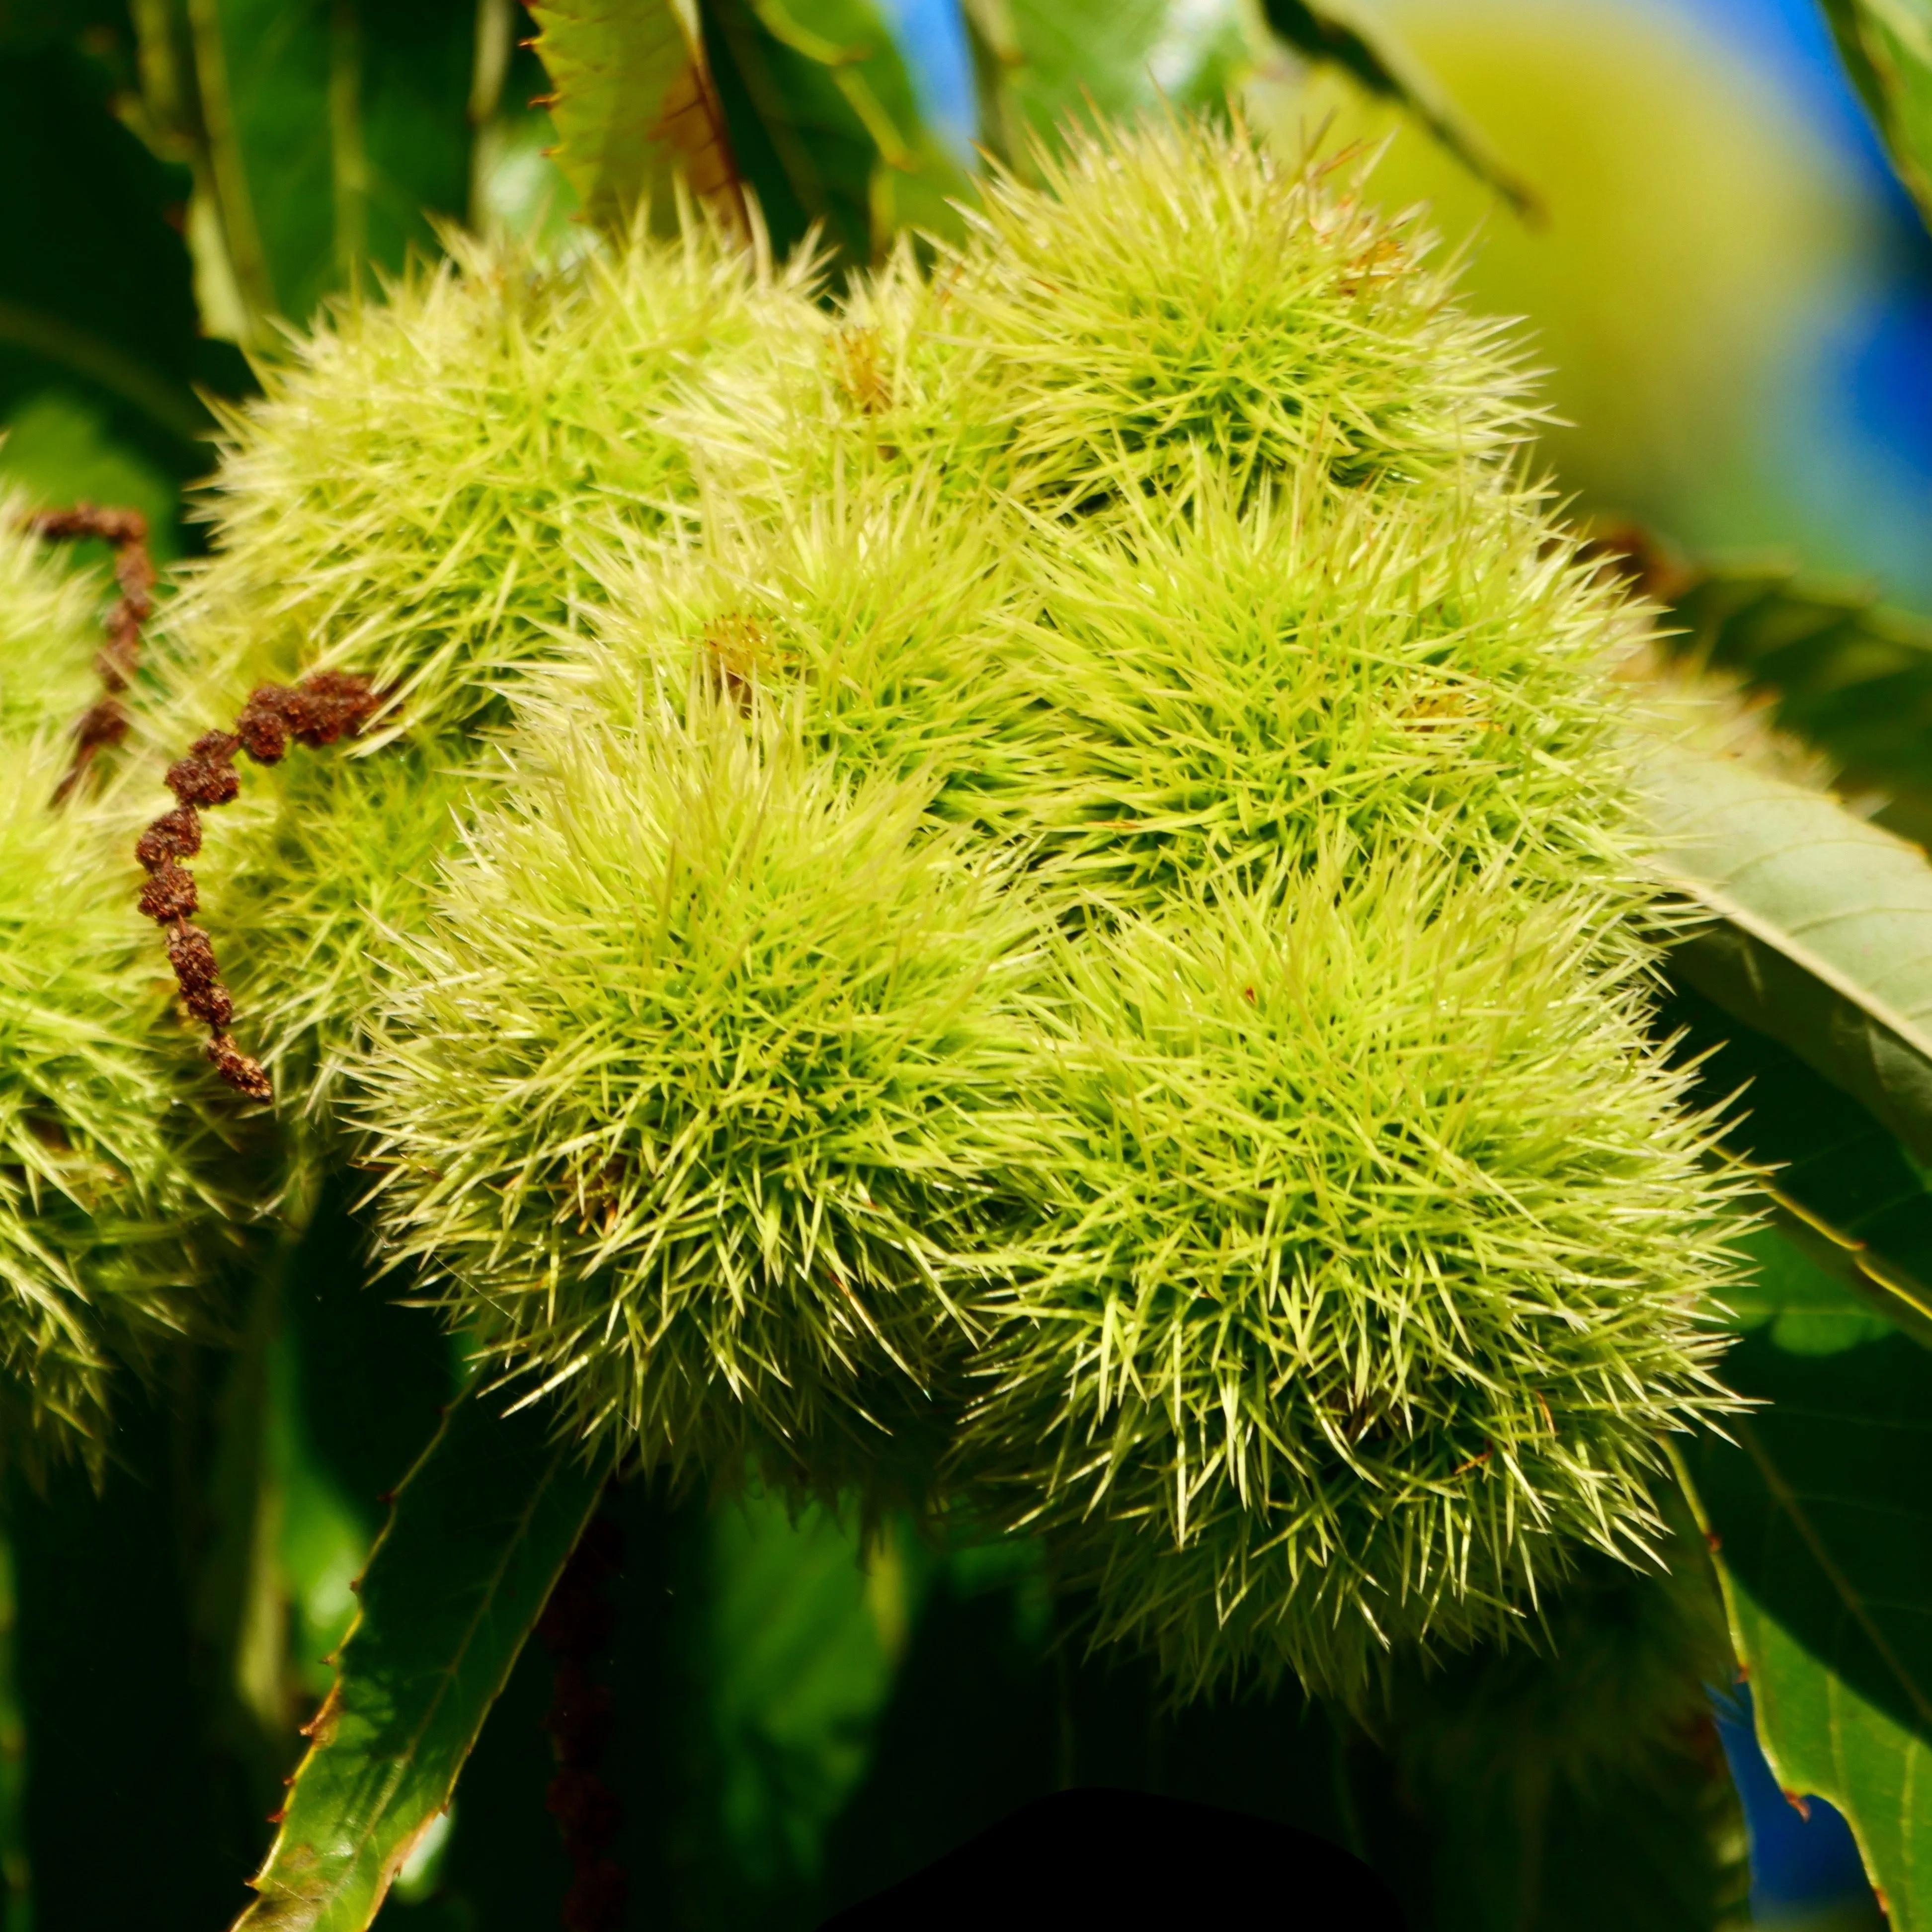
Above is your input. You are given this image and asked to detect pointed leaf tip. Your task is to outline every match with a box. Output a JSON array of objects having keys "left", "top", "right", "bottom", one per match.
[{"left": 230, "top": 1389, "right": 608, "bottom": 1932}]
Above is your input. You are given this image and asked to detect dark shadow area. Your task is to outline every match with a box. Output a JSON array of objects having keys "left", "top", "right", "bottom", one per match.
[
  {"left": 10, "top": 1372, "right": 259, "bottom": 1931},
  {"left": 821, "top": 1786, "right": 1405, "bottom": 1930},
  {"left": 283, "top": 1169, "right": 457, "bottom": 1517},
  {"left": 1688, "top": 1326, "right": 1932, "bottom": 1754}
]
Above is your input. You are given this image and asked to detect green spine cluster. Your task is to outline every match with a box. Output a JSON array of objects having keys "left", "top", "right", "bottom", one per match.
[
  {"left": 131, "top": 227, "right": 821, "bottom": 1113},
  {"left": 361, "top": 698, "right": 1040, "bottom": 1480},
  {"left": 143, "top": 121, "right": 1743, "bottom": 1698},
  {"left": 0, "top": 510, "right": 221, "bottom": 1473}
]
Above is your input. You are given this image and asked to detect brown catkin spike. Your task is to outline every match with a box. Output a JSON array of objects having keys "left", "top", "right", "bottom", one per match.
[
  {"left": 235, "top": 698, "right": 290, "bottom": 766},
  {"left": 68, "top": 700, "right": 129, "bottom": 756},
  {"left": 135, "top": 805, "right": 202, "bottom": 870},
  {"left": 163, "top": 924, "right": 220, "bottom": 997},
  {"left": 183, "top": 980, "right": 235, "bottom": 1030},
  {"left": 139, "top": 668, "right": 385, "bottom": 1102},
  {"left": 137, "top": 862, "right": 198, "bottom": 923},
  {"left": 205, "top": 1035, "right": 271, "bottom": 1102},
  {"left": 27, "top": 503, "right": 158, "bottom": 806},
  {"left": 165, "top": 745, "right": 241, "bottom": 809}
]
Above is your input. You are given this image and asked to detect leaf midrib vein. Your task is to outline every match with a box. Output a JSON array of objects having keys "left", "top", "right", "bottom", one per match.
[{"left": 1737, "top": 1416, "right": 1932, "bottom": 1732}]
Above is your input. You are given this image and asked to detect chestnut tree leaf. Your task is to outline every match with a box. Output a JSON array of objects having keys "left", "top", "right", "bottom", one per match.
[
  {"left": 1657, "top": 978, "right": 1932, "bottom": 1347},
  {"left": 1821, "top": 0, "right": 1932, "bottom": 232},
  {"left": 1683, "top": 1306, "right": 1932, "bottom": 1929},
  {"left": 1665, "top": 563, "right": 1932, "bottom": 832},
  {"left": 1645, "top": 746, "right": 1932, "bottom": 1170},
  {"left": 231, "top": 1386, "right": 608, "bottom": 1932},
  {"left": 528, "top": 0, "right": 745, "bottom": 232},
  {"left": 1258, "top": 0, "right": 1540, "bottom": 218},
  {"left": 700, "top": 0, "right": 971, "bottom": 266}
]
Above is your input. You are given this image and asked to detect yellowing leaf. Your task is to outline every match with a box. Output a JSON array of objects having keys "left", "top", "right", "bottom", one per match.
[{"left": 530, "top": 0, "right": 744, "bottom": 232}]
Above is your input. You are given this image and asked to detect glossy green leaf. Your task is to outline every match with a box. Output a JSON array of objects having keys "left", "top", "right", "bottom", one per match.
[
  {"left": 1657, "top": 979, "right": 1932, "bottom": 1345},
  {"left": 130, "top": 0, "right": 478, "bottom": 339},
  {"left": 232, "top": 1388, "right": 608, "bottom": 1932},
  {"left": 701, "top": 0, "right": 971, "bottom": 266},
  {"left": 0, "top": 26, "right": 226, "bottom": 494},
  {"left": 963, "top": 0, "right": 1257, "bottom": 175},
  {"left": 973, "top": 0, "right": 1166, "bottom": 159},
  {"left": 1646, "top": 745, "right": 1932, "bottom": 1171},
  {"left": 531, "top": 0, "right": 968, "bottom": 265},
  {"left": 1722, "top": 1222, "right": 1902, "bottom": 1356},
  {"left": 528, "top": 0, "right": 743, "bottom": 232},
  {"left": 1258, "top": 0, "right": 1540, "bottom": 218},
  {"left": 1821, "top": 0, "right": 1932, "bottom": 231},
  {"left": 1684, "top": 1303, "right": 1932, "bottom": 1929}
]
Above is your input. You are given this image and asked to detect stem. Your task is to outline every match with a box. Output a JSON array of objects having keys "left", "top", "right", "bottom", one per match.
[
  {"left": 329, "top": 0, "right": 369, "bottom": 291},
  {"left": 538, "top": 1504, "right": 627, "bottom": 1932},
  {"left": 185, "top": 0, "right": 278, "bottom": 335}
]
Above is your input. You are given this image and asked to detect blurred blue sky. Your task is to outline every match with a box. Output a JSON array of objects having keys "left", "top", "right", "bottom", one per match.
[
  {"left": 1712, "top": 1679, "right": 1883, "bottom": 1929},
  {"left": 874, "top": 0, "right": 977, "bottom": 161},
  {"left": 1676, "top": 0, "right": 1889, "bottom": 160}
]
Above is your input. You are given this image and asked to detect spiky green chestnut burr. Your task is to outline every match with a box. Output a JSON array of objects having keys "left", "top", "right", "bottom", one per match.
[
  {"left": 693, "top": 118, "right": 1532, "bottom": 525},
  {"left": 0, "top": 521, "right": 223, "bottom": 1472},
  {"left": 1382, "top": 1481, "right": 1734, "bottom": 1800},
  {"left": 0, "top": 497, "right": 115, "bottom": 737},
  {"left": 952, "top": 120, "right": 1532, "bottom": 508},
  {"left": 129, "top": 226, "right": 821, "bottom": 1111},
  {"left": 953, "top": 850, "right": 1739, "bottom": 1700},
  {"left": 995, "top": 478, "right": 1648, "bottom": 918},
  {"left": 351, "top": 122, "right": 1747, "bottom": 1699},
  {"left": 358, "top": 698, "right": 1043, "bottom": 1480},
  {"left": 152, "top": 227, "right": 817, "bottom": 737},
  {"left": 550, "top": 468, "right": 1057, "bottom": 844}
]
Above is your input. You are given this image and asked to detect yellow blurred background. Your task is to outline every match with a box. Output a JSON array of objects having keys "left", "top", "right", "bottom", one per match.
[{"left": 1246, "top": 0, "right": 1932, "bottom": 600}]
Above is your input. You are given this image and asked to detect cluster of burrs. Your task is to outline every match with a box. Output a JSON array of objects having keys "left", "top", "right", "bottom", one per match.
[
  {"left": 135, "top": 672, "right": 384, "bottom": 1101},
  {"left": 24, "top": 503, "right": 156, "bottom": 806}
]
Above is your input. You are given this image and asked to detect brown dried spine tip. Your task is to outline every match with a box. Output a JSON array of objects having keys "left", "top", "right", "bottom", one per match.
[{"left": 27, "top": 503, "right": 158, "bottom": 804}]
